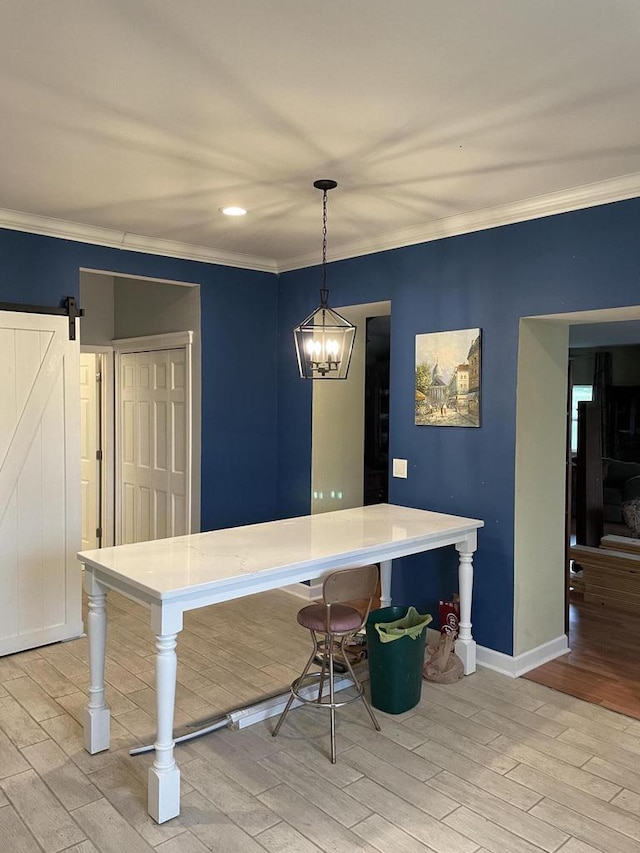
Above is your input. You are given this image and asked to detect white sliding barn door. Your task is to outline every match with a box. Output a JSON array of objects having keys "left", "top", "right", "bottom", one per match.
[
  {"left": 116, "top": 336, "right": 191, "bottom": 544},
  {"left": 0, "top": 312, "right": 82, "bottom": 655}
]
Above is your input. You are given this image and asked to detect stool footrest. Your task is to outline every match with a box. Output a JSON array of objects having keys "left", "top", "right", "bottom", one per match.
[{"left": 291, "top": 670, "right": 364, "bottom": 709}]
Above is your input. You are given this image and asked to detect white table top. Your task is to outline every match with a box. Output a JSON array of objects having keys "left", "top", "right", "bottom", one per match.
[{"left": 78, "top": 503, "right": 483, "bottom": 603}]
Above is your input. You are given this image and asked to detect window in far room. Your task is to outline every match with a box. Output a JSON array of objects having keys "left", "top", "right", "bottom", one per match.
[{"left": 571, "top": 384, "right": 593, "bottom": 452}]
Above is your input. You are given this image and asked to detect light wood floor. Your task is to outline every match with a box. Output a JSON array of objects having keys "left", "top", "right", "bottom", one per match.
[{"left": 3, "top": 591, "right": 640, "bottom": 851}]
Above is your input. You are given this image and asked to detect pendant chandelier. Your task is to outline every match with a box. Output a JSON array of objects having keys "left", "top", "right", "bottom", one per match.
[{"left": 293, "top": 179, "right": 356, "bottom": 380}]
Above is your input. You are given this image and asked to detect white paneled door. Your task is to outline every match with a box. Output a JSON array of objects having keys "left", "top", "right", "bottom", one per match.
[
  {"left": 0, "top": 311, "right": 82, "bottom": 655},
  {"left": 118, "top": 346, "right": 190, "bottom": 544}
]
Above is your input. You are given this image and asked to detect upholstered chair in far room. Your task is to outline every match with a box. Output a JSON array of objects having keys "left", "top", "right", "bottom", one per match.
[{"left": 272, "top": 563, "right": 381, "bottom": 763}]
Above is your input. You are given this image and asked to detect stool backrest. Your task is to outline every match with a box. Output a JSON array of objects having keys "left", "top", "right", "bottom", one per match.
[{"left": 323, "top": 564, "right": 379, "bottom": 610}]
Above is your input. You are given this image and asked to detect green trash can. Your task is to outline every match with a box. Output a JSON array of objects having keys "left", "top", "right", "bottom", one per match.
[{"left": 366, "top": 606, "right": 432, "bottom": 714}]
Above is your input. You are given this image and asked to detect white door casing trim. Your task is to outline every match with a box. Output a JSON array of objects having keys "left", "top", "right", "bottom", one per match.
[
  {"left": 113, "top": 331, "right": 193, "bottom": 354},
  {"left": 80, "top": 344, "right": 115, "bottom": 548},
  {"left": 79, "top": 352, "right": 99, "bottom": 550}
]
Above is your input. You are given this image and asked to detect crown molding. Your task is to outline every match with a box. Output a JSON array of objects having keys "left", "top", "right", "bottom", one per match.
[
  {"left": 277, "top": 172, "right": 640, "bottom": 272},
  {"left": 0, "top": 208, "right": 278, "bottom": 274},
  {"left": 1, "top": 172, "right": 639, "bottom": 276},
  {"left": 119, "top": 232, "right": 277, "bottom": 273}
]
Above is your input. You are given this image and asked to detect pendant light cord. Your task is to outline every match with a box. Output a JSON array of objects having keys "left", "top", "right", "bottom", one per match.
[{"left": 320, "top": 188, "right": 329, "bottom": 306}]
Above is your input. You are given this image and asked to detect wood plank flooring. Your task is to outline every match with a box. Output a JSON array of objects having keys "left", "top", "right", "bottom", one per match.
[
  {"left": 2, "top": 589, "right": 640, "bottom": 851},
  {"left": 524, "top": 595, "right": 640, "bottom": 720}
]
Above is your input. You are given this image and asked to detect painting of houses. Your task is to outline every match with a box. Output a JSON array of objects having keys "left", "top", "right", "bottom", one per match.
[{"left": 415, "top": 328, "right": 481, "bottom": 427}]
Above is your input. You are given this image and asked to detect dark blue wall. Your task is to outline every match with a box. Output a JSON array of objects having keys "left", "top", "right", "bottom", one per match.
[
  {"left": 0, "top": 228, "right": 279, "bottom": 531},
  {"left": 277, "top": 197, "right": 640, "bottom": 655},
  {"left": 4, "top": 194, "right": 640, "bottom": 657}
]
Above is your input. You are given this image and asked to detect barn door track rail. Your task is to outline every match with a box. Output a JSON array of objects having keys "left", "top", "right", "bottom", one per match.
[{"left": 0, "top": 296, "right": 83, "bottom": 340}]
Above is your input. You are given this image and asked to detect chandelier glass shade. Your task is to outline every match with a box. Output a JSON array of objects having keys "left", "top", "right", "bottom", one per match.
[{"left": 293, "top": 180, "right": 356, "bottom": 380}]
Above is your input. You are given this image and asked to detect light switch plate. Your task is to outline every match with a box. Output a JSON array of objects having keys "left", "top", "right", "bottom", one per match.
[{"left": 392, "top": 458, "right": 408, "bottom": 478}]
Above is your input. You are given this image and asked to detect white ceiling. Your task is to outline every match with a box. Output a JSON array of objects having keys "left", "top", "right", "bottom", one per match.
[{"left": 2, "top": 1, "right": 640, "bottom": 272}]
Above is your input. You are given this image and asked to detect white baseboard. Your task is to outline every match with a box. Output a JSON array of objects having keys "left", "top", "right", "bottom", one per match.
[
  {"left": 426, "top": 627, "right": 569, "bottom": 678},
  {"left": 283, "top": 581, "right": 323, "bottom": 600},
  {"left": 476, "top": 635, "right": 570, "bottom": 678}
]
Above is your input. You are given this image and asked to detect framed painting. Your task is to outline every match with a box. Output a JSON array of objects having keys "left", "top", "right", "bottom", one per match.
[{"left": 415, "top": 328, "right": 481, "bottom": 427}]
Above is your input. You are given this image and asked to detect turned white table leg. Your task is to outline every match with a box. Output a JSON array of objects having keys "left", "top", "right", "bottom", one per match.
[
  {"left": 148, "top": 631, "right": 181, "bottom": 823},
  {"left": 379, "top": 560, "right": 393, "bottom": 608},
  {"left": 83, "top": 570, "right": 111, "bottom": 754},
  {"left": 455, "top": 545, "right": 476, "bottom": 674}
]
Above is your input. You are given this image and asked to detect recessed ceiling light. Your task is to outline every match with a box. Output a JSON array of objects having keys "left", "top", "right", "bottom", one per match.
[{"left": 219, "top": 206, "right": 247, "bottom": 216}]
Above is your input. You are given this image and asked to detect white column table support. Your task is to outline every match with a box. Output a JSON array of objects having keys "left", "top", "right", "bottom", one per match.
[
  {"left": 379, "top": 560, "right": 393, "bottom": 608},
  {"left": 147, "top": 603, "right": 183, "bottom": 823},
  {"left": 83, "top": 569, "right": 110, "bottom": 754},
  {"left": 455, "top": 531, "right": 477, "bottom": 675}
]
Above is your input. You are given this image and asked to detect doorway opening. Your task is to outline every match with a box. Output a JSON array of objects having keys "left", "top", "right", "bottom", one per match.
[
  {"left": 515, "top": 306, "right": 640, "bottom": 716},
  {"left": 79, "top": 269, "right": 201, "bottom": 547},
  {"left": 311, "top": 301, "right": 391, "bottom": 516},
  {"left": 364, "top": 315, "right": 390, "bottom": 505}
]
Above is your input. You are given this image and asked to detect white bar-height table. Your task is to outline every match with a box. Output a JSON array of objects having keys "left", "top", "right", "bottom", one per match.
[{"left": 79, "top": 503, "right": 483, "bottom": 823}]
